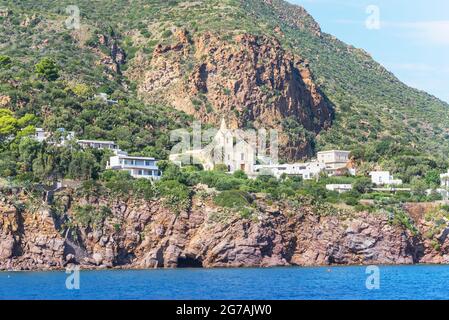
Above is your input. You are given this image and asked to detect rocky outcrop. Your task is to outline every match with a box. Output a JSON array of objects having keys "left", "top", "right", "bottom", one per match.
[
  {"left": 0, "top": 95, "right": 11, "bottom": 107},
  {"left": 127, "top": 30, "right": 334, "bottom": 159},
  {"left": 3, "top": 190, "right": 449, "bottom": 271},
  {"left": 92, "top": 33, "right": 126, "bottom": 75},
  {"left": 291, "top": 212, "right": 421, "bottom": 266},
  {"left": 0, "top": 202, "right": 65, "bottom": 270}
]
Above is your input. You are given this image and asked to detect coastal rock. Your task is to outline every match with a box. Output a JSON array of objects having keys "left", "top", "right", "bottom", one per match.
[
  {"left": 92, "top": 253, "right": 104, "bottom": 266},
  {"left": 0, "top": 235, "right": 15, "bottom": 259},
  {"left": 0, "top": 193, "right": 447, "bottom": 270}
]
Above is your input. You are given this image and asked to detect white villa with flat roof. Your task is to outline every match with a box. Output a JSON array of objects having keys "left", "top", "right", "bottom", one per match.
[
  {"left": 254, "top": 149, "right": 354, "bottom": 180},
  {"left": 107, "top": 152, "right": 161, "bottom": 180},
  {"left": 325, "top": 184, "right": 353, "bottom": 193},
  {"left": 34, "top": 128, "right": 75, "bottom": 145},
  {"left": 77, "top": 139, "right": 118, "bottom": 151},
  {"left": 369, "top": 171, "right": 402, "bottom": 186},
  {"left": 254, "top": 161, "right": 326, "bottom": 180},
  {"left": 35, "top": 128, "right": 48, "bottom": 142},
  {"left": 317, "top": 150, "right": 352, "bottom": 175}
]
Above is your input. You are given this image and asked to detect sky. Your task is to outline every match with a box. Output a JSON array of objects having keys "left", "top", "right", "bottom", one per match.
[{"left": 290, "top": 0, "right": 449, "bottom": 103}]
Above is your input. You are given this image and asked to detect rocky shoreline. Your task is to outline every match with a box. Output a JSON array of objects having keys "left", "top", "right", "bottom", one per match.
[{"left": 1, "top": 188, "right": 448, "bottom": 271}]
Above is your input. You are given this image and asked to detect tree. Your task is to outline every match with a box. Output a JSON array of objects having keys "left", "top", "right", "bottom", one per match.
[
  {"left": 18, "top": 137, "right": 41, "bottom": 171},
  {"left": 68, "top": 151, "right": 98, "bottom": 180},
  {"left": 101, "top": 170, "right": 133, "bottom": 196},
  {"left": 70, "top": 83, "right": 92, "bottom": 98},
  {"left": 0, "top": 151, "right": 17, "bottom": 177},
  {"left": 353, "top": 177, "right": 373, "bottom": 194},
  {"left": 0, "top": 109, "right": 17, "bottom": 137},
  {"left": 32, "top": 152, "right": 57, "bottom": 182},
  {"left": 410, "top": 177, "right": 427, "bottom": 197},
  {"left": 0, "top": 109, "right": 35, "bottom": 145},
  {"left": 35, "top": 57, "right": 59, "bottom": 81},
  {"left": 158, "top": 160, "right": 185, "bottom": 182}
]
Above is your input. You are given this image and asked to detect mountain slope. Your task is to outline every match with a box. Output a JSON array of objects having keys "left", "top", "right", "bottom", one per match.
[
  {"left": 242, "top": 0, "right": 449, "bottom": 159},
  {"left": 1, "top": 0, "right": 449, "bottom": 166}
]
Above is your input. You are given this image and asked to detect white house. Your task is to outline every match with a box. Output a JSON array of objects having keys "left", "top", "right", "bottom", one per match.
[
  {"left": 94, "top": 93, "right": 118, "bottom": 105},
  {"left": 254, "top": 161, "right": 326, "bottom": 180},
  {"left": 325, "top": 184, "right": 353, "bottom": 193},
  {"left": 35, "top": 128, "right": 48, "bottom": 143},
  {"left": 34, "top": 128, "right": 75, "bottom": 145},
  {"left": 369, "top": 171, "right": 402, "bottom": 186},
  {"left": 77, "top": 139, "right": 118, "bottom": 151},
  {"left": 107, "top": 152, "right": 161, "bottom": 180},
  {"left": 440, "top": 170, "right": 449, "bottom": 188},
  {"left": 317, "top": 150, "right": 353, "bottom": 176},
  {"left": 170, "top": 119, "right": 256, "bottom": 175},
  {"left": 317, "top": 150, "right": 351, "bottom": 169},
  {"left": 255, "top": 149, "right": 351, "bottom": 180}
]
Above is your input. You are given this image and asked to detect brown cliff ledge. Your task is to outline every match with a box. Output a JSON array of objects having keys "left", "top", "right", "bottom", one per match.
[{"left": 2, "top": 188, "right": 448, "bottom": 271}]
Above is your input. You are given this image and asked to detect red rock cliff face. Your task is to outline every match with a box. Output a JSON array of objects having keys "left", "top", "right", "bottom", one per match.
[
  {"left": 1, "top": 191, "right": 443, "bottom": 271},
  {"left": 128, "top": 31, "right": 334, "bottom": 159}
]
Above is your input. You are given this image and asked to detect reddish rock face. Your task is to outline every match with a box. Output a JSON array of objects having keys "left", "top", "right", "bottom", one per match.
[
  {"left": 0, "top": 202, "right": 65, "bottom": 270},
  {"left": 127, "top": 31, "right": 334, "bottom": 160},
  {"left": 2, "top": 192, "right": 446, "bottom": 271}
]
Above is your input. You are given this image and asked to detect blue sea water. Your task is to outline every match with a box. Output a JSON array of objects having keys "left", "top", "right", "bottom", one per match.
[{"left": 1, "top": 265, "right": 449, "bottom": 300}]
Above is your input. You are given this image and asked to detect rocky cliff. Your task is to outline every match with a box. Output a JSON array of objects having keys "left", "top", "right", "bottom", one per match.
[
  {"left": 2, "top": 188, "right": 449, "bottom": 271},
  {"left": 127, "top": 30, "right": 334, "bottom": 159}
]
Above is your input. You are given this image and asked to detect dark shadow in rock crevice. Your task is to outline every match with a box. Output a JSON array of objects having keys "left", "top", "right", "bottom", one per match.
[{"left": 177, "top": 255, "right": 203, "bottom": 268}]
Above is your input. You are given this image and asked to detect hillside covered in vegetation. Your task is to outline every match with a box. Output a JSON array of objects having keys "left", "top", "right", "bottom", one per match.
[
  {"left": 2, "top": 0, "right": 449, "bottom": 270},
  {"left": 1, "top": 0, "right": 449, "bottom": 184}
]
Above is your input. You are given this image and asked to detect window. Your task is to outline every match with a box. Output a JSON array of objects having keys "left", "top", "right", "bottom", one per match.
[{"left": 241, "top": 153, "right": 244, "bottom": 160}]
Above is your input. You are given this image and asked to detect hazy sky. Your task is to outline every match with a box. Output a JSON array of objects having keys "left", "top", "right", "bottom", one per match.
[{"left": 290, "top": 0, "right": 449, "bottom": 103}]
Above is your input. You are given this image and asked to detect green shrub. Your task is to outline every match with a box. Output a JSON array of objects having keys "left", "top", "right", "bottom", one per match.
[
  {"left": 214, "top": 164, "right": 229, "bottom": 172},
  {"left": 101, "top": 170, "right": 133, "bottom": 196},
  {"left": 215, "top": 177, "right": 242, "bottom": 191},
  {"left": 68, "top": 151, "right": 98, "bottom": 180},
  {"left": 390, "top": 206, "right": 418, "bottom": 235},
  {"left": 73, "top": 205, "right": 112, "bottom": 228},
  {"left": 341, "top": 190, "right": 361, "bottom": 206},
  {"left": 239, "top": 207, "right": 253, "bottom": 219},
  {"left": 353, "top": 177, "right": 373, "bottom": 194},
  {"left": 133, "top": 178, "right": 155, "bottom": 200},
  {"left": 156, "top": 179, "right": 192, "bottom": 214},
  {"left": 213, "top": 190, "right": 252, "bottom": 209},
  {"left": 34, "top": 57, "right": 59, "bottom": 81},
  {"left": 0, "top": 55, "right": 11, "bottom": 68},
  {"left": 233, "top": 170, "right": 248, "bottom": 179},
  {"left": 161, "top": 30, "right": 173, "bottom": 38}
]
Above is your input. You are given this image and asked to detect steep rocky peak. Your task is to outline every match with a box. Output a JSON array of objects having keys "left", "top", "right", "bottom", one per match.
[{"left": 127, "top": 30, "right": 333, "bottom": 159}]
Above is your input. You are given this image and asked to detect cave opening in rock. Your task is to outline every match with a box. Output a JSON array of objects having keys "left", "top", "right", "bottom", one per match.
[{"left": 177, "top": 256, "right": 203, "bottom": 268}]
